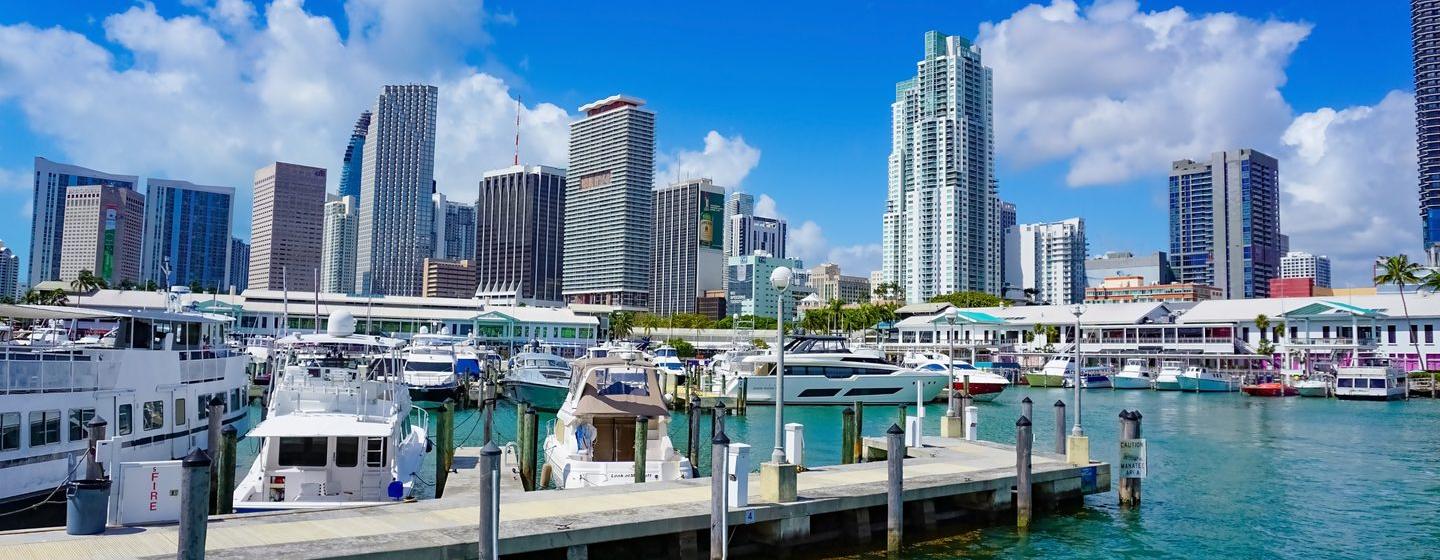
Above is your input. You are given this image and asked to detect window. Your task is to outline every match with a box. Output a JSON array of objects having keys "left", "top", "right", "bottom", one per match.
[
  {"left": 1369, "top": 379, "right": 1388, "bottom": 389},
  {"left": 335, "top": 437, "right": 359, "bottom": 468},
  {"left": 1337, "top": 378, "right": 1353, "bottom": 388},
  {"left": 278, "top": 437, "right": 328, "bottom": 467},
  {"left": 117, "top": 404, "right": 133, "bottom": 436},
  {"left": 29, "top": 410, "right": 61, "bottom": 446},
  {"left": 175, "top": 398, "right": 187, "bottom": 426},
  {"left": 1428, "top": 325, "right": 1434, "bottom": 344},
  {"left": 1243, "top": 327, "right": 1250, "bottom": 341},
  {"left": 230, "top": 389, "right": 241, "bottom": 412},
  {"left": 198, "top": 394, "right": 210, "bottom": 420},
  {"left": 68, "top": 408, "right": 95, "bottom": 441},
  {"left": 1322, "top": 326, "right": 1330, "bottom": 339},
  {"left": 1389, "top": 325, "right": 1397, "bottom": 344},
  {"left": 1, "top": 412, "right": 19, "bottom": 451},
  {"left": 143, "top": 401, "right": 164, "bottom": 431},
  {"left": 365, "top": 437, "right": 387, "bottom": 467}
]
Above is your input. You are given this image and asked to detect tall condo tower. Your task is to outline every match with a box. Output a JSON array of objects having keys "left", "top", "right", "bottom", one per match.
[
  {"left": 339, "top": 110, "right": 372, "bottom": 200},
  {"left": 0, "top": 241, "right": 19, "bottom": 299},
  {"left": 140, "top": 178, "right": 234, "bottom": 290},
  {"left": 476, "top": 165, "right": 566, "bottom": 306},
  {"left": 59, "top": 184, "right": 145, "bottom": 286},
  {"left": 356, "top": 84, "right": 438, "bottom": 296},
  {"left": 882, "top": 31, "right": 1000, "bottom": 304},
  {"left": 30, "top": 157, "right": 137, "bottom": 285},
  {"left": 651, "top": 178, "right": 726, "bottom": 315},
  {"left": 1169, "top": 149, "right": 1282, "bottom": 299},
  {"left": 250, "top": 162, "right": 327, "bottom": 291},
  {"left": 321, "top": 195, "right": 359, "bottom": 293},
  {"left": 562, "top": 95, "right": 655, "bottom": 307},
  {"left": 1004, "top": 218, "right": 1087, "bottom": 305},
  {"left": 432, "top": 193, "right": 476, "bottom": 261}
]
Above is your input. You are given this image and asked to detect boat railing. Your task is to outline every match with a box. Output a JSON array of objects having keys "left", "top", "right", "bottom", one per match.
[{"left": 0, "top": 347, "right": 106, "bottom": 395}]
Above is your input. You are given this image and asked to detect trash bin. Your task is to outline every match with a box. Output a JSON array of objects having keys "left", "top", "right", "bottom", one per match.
[{"left": 65, "top": 478, "right": 111, "bottom": 535}]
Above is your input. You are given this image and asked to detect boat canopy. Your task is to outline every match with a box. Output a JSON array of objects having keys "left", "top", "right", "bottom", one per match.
[
  {"left": 569, "top": 358, "right": 668, "bottom": 418},
  {"left": 247, "top": 414, "right": 394, "bottom": 438},
  {"left": 277, "top": 332, "right": 405, "bottom": 349},
  {"left": 0, "top": 304, "right": 125, "bottom": 320}
]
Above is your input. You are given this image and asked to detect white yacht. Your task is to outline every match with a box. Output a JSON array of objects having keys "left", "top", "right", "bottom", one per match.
[
  {"left": 1176, "top": 366, "right": 1239, "bottom": 392},
  {"left": 1153, "top": 361, "right": 1185, "bottom": 391},
  {"left": 1113, "top": 359, "right": 1155, "bottom": 389},
  {"left": 708, "top": 344, "right": 764, "bottom": 391},
  {"left": 1062, "top": 365, "right": 1115, "bottom": 389},
  {"left": 543, "top": 357, "right": 691, "bottom": 488},
  {"left": 1334, "top": 357, "right": 1407, "bottom": 401},
  {"left": 400, "top": 333, "right": 463, "bottom": 402},
  {"left": 650, "top": 344, "right": 686, "bottom": 378},
  {"left": 1025, "top": 356, "right": 1072, "bottom": 388},
  {"left": 12, "top": 325, "right": 70, "bottom": 347},
  {"left": 0, "top": 305, "right": 250, "bottom": 511},
  {"left": 728, "top": 337, "right": 947, "bottom": 404},
  {"left": 911, "top": 359, "right": 1010, "bottom": 402},
  {"left": 233, "top": 311, "right": 429, "bottom": 511},
  {"left": 502, "top": 352, "right": 572, "bottom": 411}
]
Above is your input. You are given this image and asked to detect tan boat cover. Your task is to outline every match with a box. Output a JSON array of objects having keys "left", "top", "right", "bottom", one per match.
[{"left": 569, "top": 356, "right": 669, "bottom": 418}]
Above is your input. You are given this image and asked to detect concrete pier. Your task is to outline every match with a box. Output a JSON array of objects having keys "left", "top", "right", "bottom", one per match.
[{"left": 0, "top": 441, "right": 1108, "bottom": 559}]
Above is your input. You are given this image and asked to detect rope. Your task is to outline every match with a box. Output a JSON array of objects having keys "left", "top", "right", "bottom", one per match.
[{"left": 0, "top": 447, "right": 90, "bottom": 518}]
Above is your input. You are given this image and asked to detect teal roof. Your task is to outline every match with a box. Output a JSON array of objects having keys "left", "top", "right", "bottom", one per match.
[
  {"left": 1281, "top": 301, "right": 1384, "bottom": 318},
  {"left": 928, "top": 310, "right": 1005, "bottom": 325}
]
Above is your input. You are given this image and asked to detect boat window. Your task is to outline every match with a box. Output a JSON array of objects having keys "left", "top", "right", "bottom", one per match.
[
  {"left": 175, "top": 398, "right": 187, "bottom": 426},
  {"left": 596, "top": 370, "right": 649, "bottom": 396},
  {"left": 1337, "top": 378, "right": 1353, "bottom": 388},
  {"left": 117, "top": 404, "right": 132, "bottom": 436},
  {"left": 29, "top": 410, "right": 60, "bottom": 447},
  {"left": 278, "top": 437, "right": 329, "bottom": 467},
  {"left": 68, "top": 408, "right": 95, "bottom": 441},
  {"left": 404, "top": 361, "right": 453, "bottom": 372},
  {"left": 366, "top": 437, "right": 387, "bottom": 467},
  {"left": 824, "top": 367, "right": 864, "bottom": 379},
  {"left": 1369, "top": 379, "right": 1388, "bottom": 389},
  {"left": 1, "top": 412, "right": 19, "bottom": 451},
  {"left": 918, "top": 364, "right": 947, "bottom": 371},
  {"left": 143, "top": 401, "right": 164, "bottom": 431},
  {"left": 198, "top": 394, "right": 210, "bottom": 420},
  {"left": 231, "top": 389, "right": 242, "bottom": 412},
  {"left": 335, "top": 437, "right": 359, "bottom": 468}
]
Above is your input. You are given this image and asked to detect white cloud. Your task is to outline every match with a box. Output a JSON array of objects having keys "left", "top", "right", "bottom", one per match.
[
  {"left": 767, "top": 201, "right": 881, "bottom": 276},
  {"left": 754, "top": 194, "right": 781, "bottom": 220},
  {"left": 657, "top": 131, "right": 761, "bottom": 189}
]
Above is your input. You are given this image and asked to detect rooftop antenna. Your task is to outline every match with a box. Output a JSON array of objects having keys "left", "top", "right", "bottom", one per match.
[{"left": 513, "top": 96, "right": 521, "bottom": 166}]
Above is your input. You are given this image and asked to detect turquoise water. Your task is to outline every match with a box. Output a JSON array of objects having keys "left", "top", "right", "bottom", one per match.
[{"left": 236, "top": 389, "right": 1440, "bottom": 558}]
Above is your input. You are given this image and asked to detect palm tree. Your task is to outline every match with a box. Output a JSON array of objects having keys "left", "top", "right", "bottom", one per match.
[
  {"left": 608, "top": 311, "right": 634, "bottom": 341},
  {"left": 44, "top": 289, "right": 69, "bottom": 306},
  {"left": 21, "top": 289, "right": 41, "bottom": 305},
  {"left": 827, "top": 299, "right": 845, "bottom": 333},
  {"left": 69, "top": 269, "right": 106, "bottom": 305},
  {"left": 1375, "top": 254, "right": 1426, "bottom": 371},
  {"left": 1254, "top": 314, "right": 1273, "bottom": 359}
]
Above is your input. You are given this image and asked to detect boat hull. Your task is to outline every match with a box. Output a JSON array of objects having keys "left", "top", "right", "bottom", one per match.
[
  {"left": 1177, "top": 376, "right": 1238, "bottom": 392},
  {"left": 1295, "top": 383, "right": 1329, "bottom": 397},
  {"left": 505, "top": 379, "right": 569, "bottom": 411},
  {"left": 729, "top": 373, "right": 948, "bottom": 405},
  {"left": 951, "top": 381, "right": 1007, "bottom": 402},
  {"left": 1153, "top": 376, "right": 1182, "bottom": 391},
  {"left": 1024, "top": 372, "right": 1066, "bottom": 388},
  {"left": 408, "top": 383, "right": 460, "bottom": 403},
  {"left": 1111, "top": 375, "right": 1153, "bottom": 390},
  {"left": 1063, "top": 374, "right": 1112, "bottom": 389},
  {"left": 1242, "top": 383, "right": 1298, "bottom": 397}
]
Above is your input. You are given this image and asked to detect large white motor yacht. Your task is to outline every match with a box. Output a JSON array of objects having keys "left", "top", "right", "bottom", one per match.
[
  {"left": 233, "top": 311, "right": 429, "bottom": 511},
  {"left": 727, "top": 336, "right": 947, "bottom": 405},
  {"left": 400, "top": 332, "right": 463, "bottom": 402}
]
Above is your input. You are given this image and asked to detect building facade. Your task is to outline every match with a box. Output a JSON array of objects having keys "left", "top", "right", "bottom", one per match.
[
  {"left": 339, "top": 110, "right": 371, "bottom": 200},
  {"left": 250, "top": 162, "right": 327, "bottom": 291},
  {"left": 30, "top": 157, "right": 138, "bottom": 285},
  {"left": 730, "top": 215, "right": 786, "bottom": 260},
  {"left": 1083, "top": 276, "right": 1221, "bottom": 304},
  {"left": 229, "top": 238, "right": 249, "bottom": 292},
  {"left": 475, "top": 165, "right": 566, "bottom": 306},
  {"left": 140, "top": 179, "right": 234, "bottom": 290},
  {"left": 356, "top": 84, "right": 438, "bottom": 296},
  {"left": 882, "top": 31, "right": 1000, "bottom": 304},
  {"left": 1085, "top": 251, "right": 1173, "bottom": 287},
  {"left": 422, "top": 258, "right": 478, "bottom": 299},
  {"left": 723, "top": 192, "right": 754, "bottom": 259},
  {"left": 726, "top": 253, "right": 805, "bottom": 320},
  {"left": 807, "top": 263, "right": 871, "bottom": 304},
  {"left": 321, "top": 195, "right": 358, "bottom": 293},
  {"left": 432, "top": 193, "right": 476, "bottom": 261},
  {"left": 1169, "top": 149, "right": 1283, "bottom": 299},
  {"left": 651, "top": 179, "right": 726, "bottom": 315},
  {"left": 0, "top": 241, "right": 19, "bottom": 299},
  {"left": 59, "top": 184, "right": 145, "bottom": 286},
  {"left": 562, "top": 95, "right": 655, "bottom": 308},
  {"left": 1280, "top": 251, "right": 1332, "bottom": 288},
  {"left": 1004, "top": 218, "right": 1087, "bottom": 305},
  {"left": 1418, "top": 0, "right": 1440, "bottom": 248},
  {"left": 999, "top": 200, "right": 1017, "bottom": 295}
]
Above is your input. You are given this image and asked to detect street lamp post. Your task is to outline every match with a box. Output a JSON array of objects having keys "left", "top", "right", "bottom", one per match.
[
  {"left": 770, "top": 267, "right": 793, "bottom": 465},
  {"left": 945, "top": 307, "right": 959, "bottom": 416},
  {"left": 1071, "top": 304, "right": 1084, "bottom": 437}
]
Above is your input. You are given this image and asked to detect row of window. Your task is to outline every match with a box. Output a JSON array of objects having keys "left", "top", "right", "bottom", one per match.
[
  {"left": 0, "top": 388, "right": 244, "bottom": 452},
  {"left": 277, "top": 436, "right": 387, "bottom": 468}
]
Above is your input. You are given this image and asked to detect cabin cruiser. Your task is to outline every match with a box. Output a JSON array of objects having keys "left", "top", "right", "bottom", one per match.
[
  {"left": 234, "top": 311, "right": 428, "bottom": 511},
  {"left": 1152, "top": 361, "right": 1185, "bottom": 391},
  {"left": 1334, "top": 357, "right": 1407, "bottom": 401},
  {"left": 12, "top": 325, "right": 70, "bottom": 347},
  {"left": 1176, "top": 366, "right": 1239, "bottom": 392},
  {"left": 1025, "top": 356, "right": 1072, "bottom": 387},
  {"left": 502, "top": 352, "right": 573, "bottom": 410},
  {"left": 1062, "top": 365, "right": 1115, "bottom": 389},
  {"left": 583, "top": 340, "right": 646, "bottom": 361},
  {"left": 400, "top": 333, "right": 464, "bottom": 401},
  {"left": 912, "top": 359, "right": 1010, "bottom": 401},
  {"left": 1112, "top": 359, "right": 1155, "bottom": 389},
  {"left": 543, "top": 356, "right": 691, "bottom": 488},
  {"left": 0, "top": 304, "right": 250, "bottom": 511},
  {"left": 651, "top": 344, "right": 686, "bottom": 378}
]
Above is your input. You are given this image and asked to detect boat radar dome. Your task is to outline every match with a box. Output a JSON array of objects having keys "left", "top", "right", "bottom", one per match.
[{"left": 327, "top": 310, "right": 357, "bottom": 337}]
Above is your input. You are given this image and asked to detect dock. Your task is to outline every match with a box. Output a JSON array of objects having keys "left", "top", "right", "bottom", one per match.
[{"left": 0, "top": 439, "right": 1108, "bottom": 559}]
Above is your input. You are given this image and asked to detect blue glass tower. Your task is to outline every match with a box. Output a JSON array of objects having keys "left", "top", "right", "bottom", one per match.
[
  {"left": 339, "top": 110, "right": 371, "bottom": 200},
  {"left": 1169, "top": 149, "right": 1282, "bottom": 299},
  {"left": 141, "top": 179, "right": 235, "bottom": 290}
]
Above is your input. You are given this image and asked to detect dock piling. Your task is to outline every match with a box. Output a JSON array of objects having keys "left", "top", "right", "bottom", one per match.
[
  {"left": 896, "top": 403, "right": 906, "bottom": 433},
  {"left": 478, "top": 442, "right": 500, "bottom": 560},
  {"left": 1016, "top": 415, "right": 1033, "bottom": 529},
  {"left": 179, "top": 448, "right": 211, "bottom": 560},
  {"left": 482, "top": 381, "right": 495, "bottom": 444},
  {"left": 1020, "top": 397, "right": 1033, "bottom": 425},
  {"left": 436, "top": 399, "right": 455, "bottom": 497},
  {"left": 207, "top": 395, "right": 223, "bottom": 513},
  {"left": 841, "top": 406, "right": 855, "bottom": 465},
  {"left": 217, "top": 424, "right": 236, "bottom": 515},
  {"left": 853, "top": 402, "right": 864, "bottom": 463},
  {"left": 885, "top": 423, "right": 904, "bottom": 557},
  {"left": 1054, "top": 400, "right": 1066, "bottom": 454},
  {"left": 1119, "top": 410, "right": 1143, "bottom": 507},
  {"left": 737, "top": 377, "right": 748, "bottom": 416},
  {"left": 84, "top": 416, "right": 106, "bottom": 480},
  {"left": 523, "top": 407, "right": 539, "bottom": 491},
  {"left": 635, "top": 415, "right": 649, "bottom": 483},
  {"left": 710, "top": 427, "right": 730, "bottom": 560},
  {"left": 688, "top": 396, "right": 701, "bottom": 477}
]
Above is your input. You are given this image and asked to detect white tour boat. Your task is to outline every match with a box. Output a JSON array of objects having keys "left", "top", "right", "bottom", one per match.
[
  {"left": 1176, "top": 366, "right": 1240, "bottom": 392},
  {"left": 501, "top": 351, "right": 572, "bottom": 411},
  {"left": 233, "top": 311, "right": 429, "bottom": 511},
  {"left": 1113, "top": 359, "right": 1155, "bottom": 389},
  {"left": 1334, "top": 357, "right": 1407, "bottom": 401},
  {"left": 543, "top": 356, "right": 691, "bottom": 488}
]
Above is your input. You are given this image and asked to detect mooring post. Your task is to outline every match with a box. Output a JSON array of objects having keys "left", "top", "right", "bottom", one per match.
[
  {"left": 635, "top": 415, "right": 649, "bottom": 483},
  {"left": 478, "top": 442, "right": 500, "bottom": 560},
  {"left": 207, "top": 395, "right": 223, "bottom": 512},
  {"left": 1016, "top": 414, "right": 1033, "bottom": 529},
  {"left": 179, "top": 448, "right": 211, "bottom": 559},
  {"left": 886, "top": 423, "right": 904, "bottom": 557},
  {"left": 712, "top": 401, "right": 727, "bottom": 441},
  {"left": 515, "top": 401, "right": 530, "bottom": 490},
  {"left": 523, "top": 407, "right": 539, "bottom": 491},
  {"left": 1020, "top": 397, "right": 1033, "bottom": 425},
  {"left": 1054, "top": 400, "right": 1067, "bottom": 454},
  {"left": 853, "top": 401, "right": 864, "bottom": 463},
  {"left": 688, "top": 396, "right": 701, "bottom": 477},
  {"left": 896, "top": 403, "right": 906, "bottom": 432},
  {"left": 217, "top": 424, "right": 236, "bottom": 515},
  {"left": 483, "top": 381, "right": 495, "bottom": 444},
  {"left": 737, "top": 377, "right": 748, "bottom": 416},
  {"left": 710, "top": 427, "right": 730, "bottom": 560},
  {"left": 84, "top": 416, "right": 107, "bottom": 480},
  {"left": 436, "top": 399, "right": 455, "bottom": 497},
  {"left": 1119, "top": 410, "right": 1143, "bottom": 506},
  {"left": 841, "top": 406, "right": 856, "bottom": 465}
]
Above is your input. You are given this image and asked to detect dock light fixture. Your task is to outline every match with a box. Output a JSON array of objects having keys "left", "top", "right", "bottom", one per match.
[
  {"left": 770, "top": 266, "right": 793, "bottom": 464},
  {"left": 1071, "top": 304, "right": 1085, "bottom": 437}
]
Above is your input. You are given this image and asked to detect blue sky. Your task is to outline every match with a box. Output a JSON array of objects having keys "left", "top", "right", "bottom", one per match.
[{"left": 0, "top": 0, "right": 1418, "bottom": 285}]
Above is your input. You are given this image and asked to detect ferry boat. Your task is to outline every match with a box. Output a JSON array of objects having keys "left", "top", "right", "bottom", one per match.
[
  {"left": 912, "top": 359, "right": 1010, "bottom": 401},
  {"left": 543, "top": 356, "right": 691, "bottom": 488},
  {"left": 501, "top": 351, "right": 572, "bottom": 411},
  {"left": 1334, "top": 357, "right": 1407, "bottom": 401},
  {"left": 1153, "top": 361, "right": 1185, "bottom": 391},
  {"left": 1112, "top": 359, "right": 1154, "bottom": 389},
  {"left": 0, "top": 304, "right": 250, "bottom": 511},
  {"left": 233, "top": 311, "right": 429, "bottom": 511},
  {"left": 1177, "top": 366, "right": 1240, "bottom": 392},
  {"left": 727, "top": 336, "right": 948, "bottom": 404}
]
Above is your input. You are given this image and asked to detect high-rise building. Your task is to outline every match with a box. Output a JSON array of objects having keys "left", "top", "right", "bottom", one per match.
[
  {"left": 30, "top": 157, "right": 137, "bottom": 285},
  {"left": 0, "top": 241, "right": 19, "bottom": 299},
  {"left": 882, "top": 31, "right": 1000, "bottom": 303},
  {"left": 562, "top": 94, "right": 655, "bottom": 308},
  {"left": 59, "top": 184, "right": 145, "bottom": 286},
  {"left": 1085, "top": 251, "right": 1173, "bottom": 287},
  {"left": 140, "top": 179, "right": 234, "bottom": 290},
  {"left": 1417, "top": 0, "right": 1440, "bottom": 248},
  {"left": 724, "top": 192, "right": 755, "bottom": 259},
  {"left": 356, "top": 84, "right": 438, "bottom": 296},
  {"left": 807, "top": 263, "right": 871, "bottom": 304},
  {"left": 250, "top": 162, "right": 327, "bottom": 291},
  {"left": 432, "top": 193, "right": 476, "bottom": 261},
  {"left": 229, "top": 238, "right": 249, "bottom": 292},
  {"left": 422, "top": 258, "right": 478, "bottom": 299},
  {"left": 1281, "top": 251, "right": 1332, "bottom": 288},
  {"left": 321, "top": 195, "right": 358, "bottom": 293},
  {"left": 1004, "top": 218, "right": 1087, "bottom": 305},
  {"left": 726, "top": 253, "right": 805, "bottom": 321},
  {"left": 475, "top": 165, "right": 566, "bottom": 306},
  {"left": 1000, "top": 200, "right": 1017, "bottom": 296},
  {"left": 651, "top": 179, "right": 726, "bottom": 315},
  {"left": 339, "top": 110, "right": 372, "bottom": 200},
  {"left": 1169, "top": 149, "right": 1282, "bottom": 299},
  {"left": 729, "top": 215, "right": 787, "bottom": 260}
]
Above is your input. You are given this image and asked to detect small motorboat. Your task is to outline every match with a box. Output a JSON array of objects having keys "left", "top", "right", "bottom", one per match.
[
  {"left": 1242, "top": 377, "right": 1298, "bottom": 397},
  {"left": 1153, "top": 361, "right": 1185, "bottom": 391},
  {"left": 1062, "top": 366, "right": 1115, "bottom": 389},
  {"left": 914, "top": 359, "right": 1010, "bottom": 402},
  {"left": 1177, "top": 366, "right": 1240, "bottom": 392},
  {"left": 1112, "top": 359, "right": 1154, "bottom": 389},
  {"left": 1294, "top": 377, "right": 1330, "bottom": 397}
]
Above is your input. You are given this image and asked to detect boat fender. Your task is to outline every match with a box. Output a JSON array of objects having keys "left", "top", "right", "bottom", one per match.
[{"left": 387, "top": 479, "right": 404, "bottom": 501}]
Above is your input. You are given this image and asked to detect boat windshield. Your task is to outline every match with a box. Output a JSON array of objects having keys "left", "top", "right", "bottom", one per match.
[
  {"left": 1126, "top": 359, "right": 1146, "bottom": 367},
  {"left": 1357, "top": 357, "right": 1389, "bottom": 367},
  {"left": 596, "top": 369, "right": 649, "bottom": 396},
  {"left": 404, "top": 360, "right": 452, "bottom": 372},
  {"left": 784, "top": 337, "right": 850, "bottom": 354}
]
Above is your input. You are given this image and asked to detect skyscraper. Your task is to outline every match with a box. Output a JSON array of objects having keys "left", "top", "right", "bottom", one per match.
[
  {"left": 1417, "top": 1, "right": 1440, "bottom": 249},
  {"left": 651, "top": 179, "right": 726, "bottom": 315},
  {"left": 30, "top": 157, "right": 137, "bottom": 285},
  {"left": 140, "top": 179, "right": 234, "bottom": 290},
  {"left": 726, "top": 253, "right": 805, "bottom": 320},
  {"left": 1281, "top": 251, "right": 1332, "bottom": 288},
  {"left": 59, "top": 184, "right": 145, "bottom": 286},
  {"left": 339, "top": 111, "right": 372, "bottom": 200},
  {"left": 562, "top": 95, "right": 655, "bottom": 307},
  {"left": 999, "top": 200, "right": 1017, "bottom": 296},
  {"left": 729, "top": 215, "right": 787, "bottom": 259},
  {"left": 250, "top": 162, "right": 327, "bottom": 291},
  {"left": 356, "top": 84, "right": 438, "bottom": 296},
  {"left": 883, "top": 31, "right": 1000, "bottom": 303},
  {"left": 1004, "top": 218, "right": 1087, "bottom": 305},
  {"left": 1169, "top": 149, "right": 1282, "bottom": 299},
  {"left": 432, "top": 193, "right": 476, "bottom": 261},
  {"left": 0, "top": 241, "right": 19, "bottom": 299},
  {"left": 321, "top": 195, "right": 358, "bottom": 293},
  {"left": 229, "top": 238, "right": 249, "bottom": 292},
  {"left": 475, "top": 165, "right": 566, "bottom": 306},
  {"left": 724, "top": 192, "right": 754, "bottom": 259}
]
